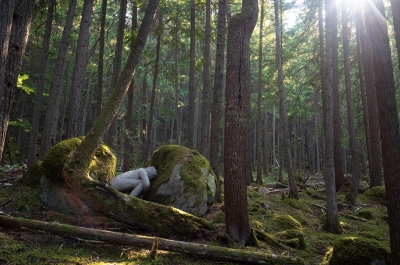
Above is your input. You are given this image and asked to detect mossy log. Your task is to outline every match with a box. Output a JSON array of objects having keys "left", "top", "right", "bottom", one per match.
[
  {"left": 0, "top": 215, "right": 304, "bottom": 265},
  {"left": 60, "top": 168, "right": 213, "bottom": 237}
]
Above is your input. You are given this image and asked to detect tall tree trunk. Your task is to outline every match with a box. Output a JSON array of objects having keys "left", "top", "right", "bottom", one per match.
[
  {"left": 0, "top": 0, "right": 34, "bottom": 163},
  {"left": 200, "top": 0, "right": 211, "bottom": 159},
  {"left": 361, "top": 1, "right": 383, "bottom": 187},
  {"left": 256, "top": 0, "right": 265, "bottom": 185},
  {"left": 187, "top": 0, "right": 196, "bottom": 149},
  {"left": 210, "top": 0, "right": 227, "bottom": 203},
  {"left": 66, "top": 0, "right": 95, "bottom": 138},
  {"left": 39, "top": 0, "right": 78, "bottom": 159},
  {"left": 80, "top": 78, "right": 92, "bottom": 135},
  {"left": 106, "top": 0, "right": 127, "bottom": 147},
  {"left": 273, "top": 107, "right": 277, "bottom": 176},
  {"left": 27, "top": 0, "right": 56, "bottom": 166},
  {"left": 139, "top": 77, "right": 147, "bottom": 164},
  {"left": 342, "top": 2, "right": 360, "bottom": 206},
  {"left": 263, "top": 112, "right": 269, "bottom": 177},
  {"left": 224, "top": 0, "right": 258, "bottom": 245},
  {"left": 122, "top": 1, "right": 137, "bottom": 172},
  {"left": 390, "top": 0, "right": 400, "bottom": 69},
  {"left": 146, "top": 14, "right": 162, "bottom": 161},
  {"left": 331, "top": 0, "right": 344, "bottom": 189},
  {"left": 274, "top": 0, "right": 298, "bottom": 199},
  {"left": 355, "top": 5, "right": 371, "bottom": 187},
  {"left": 366, "top": 0, "right": 400, "bottom": 261},
  {"left": 95, "top": 0, "right": 107, "bottom": 119},
  {"left": 0, "top": 0, "right": 14, "bottom": 114},
  {"left": 173, "top": 12, "right": 181, "bottom": 145},
  {"left": 323, "top": 0, "right": 342, "bottom": 234}
]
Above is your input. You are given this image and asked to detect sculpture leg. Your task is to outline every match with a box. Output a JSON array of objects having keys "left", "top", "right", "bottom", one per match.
[{"left": 130, "top": 182, "right": 143, "bottom": 197}]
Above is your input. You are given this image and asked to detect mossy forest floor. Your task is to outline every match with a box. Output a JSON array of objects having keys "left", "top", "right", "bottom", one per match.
[{"left": 0, "top": 168, "right": 389, "bottom": 265}]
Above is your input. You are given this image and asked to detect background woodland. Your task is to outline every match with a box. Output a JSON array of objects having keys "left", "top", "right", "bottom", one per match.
[{"left": 1, "top": 0, "right": 400, "bottom": 262}]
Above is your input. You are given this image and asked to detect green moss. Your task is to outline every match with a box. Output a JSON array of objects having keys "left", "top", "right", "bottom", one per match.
[
  {"left": 358, "top": 186, "right": 386, "bottom": 205},
  {"left": 41, "top": 137, "right": 83, "bottom": 182},
  {"left": 41, "top": 137, "right": 116, "bottom": 184},
  {"left": 283, "top": 198, "right": 312, "bottom": 213},
  {"left": 146, "top": 145, "right": 216, "bottom": 208},
  {"left": 89, "top": 142, "right": 117, "bottom": 183},
  {"left": 251, "top": 220, "right": 267, "bottom": 231},
  {"left": 19, "top": 161, "right": 42, "bottom": 187},
  {"left": 327, "top": 236, "right": 391, "bottom": 265},
  {"left": 273, "top": 214, "right": 302, "bottom": 230},
  {"left": 305, "top": 189, "right": 325, "bottom": 200},
  {"left": 356, "top": 209, "right": 374, "bottom": 220}
]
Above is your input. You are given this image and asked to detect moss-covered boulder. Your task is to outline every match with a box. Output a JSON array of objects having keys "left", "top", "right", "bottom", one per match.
[
  {"left": 145, "top": 145, "right": 216, "bottom": 217},
  {"left": 359, "top": 186, "right": 386, "bottom": 205},
  {"left": 39, "top": 137, "right": 116, "bottom": 215},
  {"left": 325, "top": 236, "right": 391, "bottom": 265}
]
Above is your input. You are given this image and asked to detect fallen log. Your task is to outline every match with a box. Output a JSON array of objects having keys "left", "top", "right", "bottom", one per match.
[{"left": 0, "top": 215, "right": 304, "bottom": 264}]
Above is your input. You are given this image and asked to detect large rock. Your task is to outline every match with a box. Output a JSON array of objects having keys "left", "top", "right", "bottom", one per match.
[
  {"left": 39, "top": 137, "right": 116, "bottom": 214},
  {"left": 145, "top": 145, "right": 216, "bottom": 217}
]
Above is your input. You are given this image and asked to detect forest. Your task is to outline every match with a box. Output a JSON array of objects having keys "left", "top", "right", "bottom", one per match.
[{"left": 0, "top": 0, "right": 400, "bottom": 264}]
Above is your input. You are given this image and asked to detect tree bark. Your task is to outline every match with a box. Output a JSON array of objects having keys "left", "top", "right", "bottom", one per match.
[
  {"left": 361, "top": 1, "right": 382, "bottom": 187},
  {"left": 187, "top": 0, "right": 196, "bottom": 149},
  {"left": 0, "top": 0, "right": 34, "bottom": 163},
  {"left": 210, "top": 0, "right": 227, "bottom": 203},
  {"left": 322, "top": 0, "right": 342, "bottom": 234},
  {"left": 0, "top": 0, "right": 14, "bottom": 118},
  {"left": 342, "top": 2, "right": 360, "bottom": 206},
  {"left": 39, "top": 0, "right": 78, "bottom": 159},
  {"left": 331, "top": 0, "right": 344, "bottom": 190},
  {"left": 27, "top": 0, "right": 56, "bottom": 166},
  {"left": 199, "top": 0, "right": 211, "bottom": 159},
  {"left": 0, "top": 215, "right": 304, "bottom": 265},
  {"left": 106, "top": 0, "right": 127, "bottom": 147},
  {"left": 145, "top": 14, "right": 162, "bottom": 161},
  {"left": 122, "top": 1, "right": 138, "bottom": 172},
  {"left": 173, "top": 12, "right": 181, "bottom": 146},
  {"left": 66, "top": 0, "right": 95, "bottom": 138},
  {"left": 224, "top": 0, "right": 258, "bottom": 245},
  {"left": 355, "top": 5, "right": 371, "bottom": 188},
  {"left": 390, "top": 0, "right": 400, "bottom": 69},
  {"left": 366, "top": 0, "right": 400, "bottom": 262},
  {"left": 139, "top": 77, "right": 148, "bottom": 164},
  {"left": 94, "top": 0, "right": 107, "bottom": 119},
  {"left": 256, "top": 0, "right": 265, "bottom": 185},
  {"left": 274, "top": 0, "right": 298, "bottom": 199}
]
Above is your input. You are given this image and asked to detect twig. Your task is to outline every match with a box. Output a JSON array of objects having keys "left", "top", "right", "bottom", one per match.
[{"left": 0, "top": 199, "right": 12, "bottom": 210}]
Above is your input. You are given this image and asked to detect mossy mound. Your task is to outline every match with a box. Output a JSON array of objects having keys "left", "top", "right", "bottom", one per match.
[
  {"left": 41, "top": 137, "right": 116, "bottom": 183},
  {"left": 39, "top": 137, "right": 116, "bottom": 215},
  {"left": 145, "top": 145, "right": 216, "bottom": 217},
  {"left": 358, "top": 186, "right": 386, "bottom": 205},
  {"left": 325, "top": 236, "right": 391, "bottom": 265},
  {"left": 276, "top": 229, "right": 305, "bottom": 249},
  {"left": 283, "top": 198, "right": 312, "bottom": 213},
  {"left": 356, "top": 209, "right": 374, "bottom": 220},
  {"left": 273, "top": 214, "right": 302, "bottom": 230}
]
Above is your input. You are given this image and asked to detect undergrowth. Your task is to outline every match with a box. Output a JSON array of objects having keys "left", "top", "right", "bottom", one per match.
[{"left": 0, "top": 172, "right": 390, "bottom": 265}]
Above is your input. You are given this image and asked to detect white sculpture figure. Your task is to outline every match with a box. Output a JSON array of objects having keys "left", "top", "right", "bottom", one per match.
[{"left": 111, "top": 166, "right": 157, "bottom": 197}]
